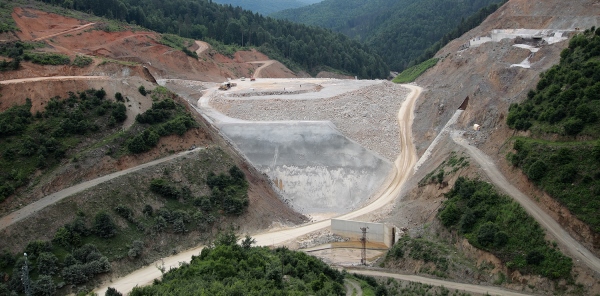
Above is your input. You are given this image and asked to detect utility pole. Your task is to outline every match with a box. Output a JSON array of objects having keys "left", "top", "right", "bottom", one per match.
[
  {"left": 360, "top": 227, "right": 368, "bottom": 265},
  {"left": 21, "top": 253, "right": 31, "bottom": 296}
]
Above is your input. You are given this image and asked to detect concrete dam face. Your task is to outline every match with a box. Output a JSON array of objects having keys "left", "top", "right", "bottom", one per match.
[{"left": 220, "top": 121, "right": 393, "bottom": 215}]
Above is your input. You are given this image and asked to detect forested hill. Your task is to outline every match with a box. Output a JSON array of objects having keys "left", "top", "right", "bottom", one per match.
[
  {"left": 211, "top": 0, "right": 322, "bottom": 16},
  {"left": 273, "top": 0, "right": 505, "bottom": 71},
  {"left": 35, "top": 0, "right": 387, "bottom": 78}
]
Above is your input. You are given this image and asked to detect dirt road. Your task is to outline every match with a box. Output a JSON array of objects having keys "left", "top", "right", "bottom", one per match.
[
  {"left": 348, "top": 269, "right": 532, "bottom": 296},
  {"left": 194, "top": 40, "right": 209, "bottom": 56},
  {"left": 0, "top": 76, "right": 110, "bottom": 85},
  {"left": 32, "top": 22, "right": 96, "bottom": 41},
  {"left": 94, "top": 84, "right": 421, "bottom": 294},
  {"left": 0, "top": 148, "right": 203, "bottom": 231},
  {"left": 451, "top": 131, "right": 600, "bottom": 274},
  {"left": 247, "top": 60, "right": 275, "bottom": 78}
]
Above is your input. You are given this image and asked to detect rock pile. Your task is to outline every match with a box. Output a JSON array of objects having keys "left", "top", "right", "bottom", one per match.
[{"left": 211, "top": 81, "right": 410, "bottom": 161}]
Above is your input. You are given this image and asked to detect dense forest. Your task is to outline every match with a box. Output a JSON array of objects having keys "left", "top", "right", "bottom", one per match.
[
  {"left": 33, "top": 0, "right": 388, "bottom": 78},
  {"left": 212, "top": 0, "right": 321, "bottom": 16},
  {"left": 273, "top": 0, "right": 505, "bottom": 71},
  {"left": 506, "top": 27, "right": 600, "bottom": 232}
]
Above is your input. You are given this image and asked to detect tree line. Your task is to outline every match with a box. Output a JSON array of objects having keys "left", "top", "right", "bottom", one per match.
[
  {"left": 35, "top": 0, "right": 388, "bottom": 78},
  {"left": 273, "top": 0, "right": 506, "bottom": 71}
]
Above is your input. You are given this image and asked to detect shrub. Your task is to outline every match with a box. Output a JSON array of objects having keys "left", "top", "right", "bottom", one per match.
[
  {"left": 115, "top": 92, "right": 124, "bottom": 102},
  {"left": 138, "top": 85, "right": 147, "bottom": 96},
  {"left": 128, "top": 240, "right": 144, "bottom": 258},
  {"left": 150, "top": 178, "right": 180, "bottom": 199},
  {"left": 106, "top": 287, "right": 123, "bottom": 296},
  {"left": 73, "top": 55, "right": 93, "bottom": 67},
  {"left": 93, "top": 211, "right": 117, "bottom": 238}
]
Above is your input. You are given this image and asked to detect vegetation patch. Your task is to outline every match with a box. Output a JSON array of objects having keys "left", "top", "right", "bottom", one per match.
[
  {"left": 507, "top": 138, "right": 600, "bottom": 231},
  {"left": 505, "top": 27, "right": 600, "bottom": 233},
  {"left": 0, "top": 148, "right": 250, "bottom": 295},
  {"left": 392, "top": 58, "right": 439, "bottom": 83},
  {"left": 160, "top": 34, "right": 198, "bottom": 59},
  {"left": 126, "top": 92, "right": 198, "bottom": 154},
  {"left": 384, "top": 236, "right": 452, "bottom": 278},
  {"left": 128, "top": 231, "right": 349, "bottom": 295},
  {"left": 438, "top": 177, "right": 572, "bottom": 279},
  {"left": 0, "top": 1, "right": 18, "bottom": 32},
  {"left": 23, "top": 52, "right": 70, "bottom": 65},
  {"left": 418, "top": 151, "right": 469, "bottom": 187},
  {"left": 72, "top": 55, "right": 93, "bottom": 67},
  {"left": 0, "top": 89, "right": 127, "bottom": 202}
]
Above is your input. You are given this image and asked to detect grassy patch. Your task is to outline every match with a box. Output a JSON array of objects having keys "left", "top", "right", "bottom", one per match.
[
  {"left": 23, "top": 52, "right": 70, "bottom": 65},
  {"left": 392, "top": 58, "right": 439, "bottom": 83},
  {"left": 72, "top": 55, "right": 93, "bottom": 67},
  {"left": 419, "top": 151, "right": 469, "bottom": 187},
  {"left": 438, "top": 177, "right": 572, "bottom": 279},
  {"left": 160, "top": 34, "right": 198, "bottom": 58},
  {"left": 384, "top": 236, "right": 452, "bottom": 278}
]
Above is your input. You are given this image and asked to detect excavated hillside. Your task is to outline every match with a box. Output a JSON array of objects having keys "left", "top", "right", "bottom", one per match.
[
  {"left": 384, "top": 0, "right": 600, "bottom": 293},
  {"left": 0, "top": 6, "right": 306, "bottom": 243}
]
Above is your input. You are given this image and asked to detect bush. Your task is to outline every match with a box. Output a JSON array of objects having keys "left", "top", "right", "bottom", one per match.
[
  {"left": 138, "top": 86, "right": 147, "bottom": 96},
  {"left": 93, "top": 211, "right": 117, "bottom": 238},
  {"left": 150, "top": 178, "right": 180, "bottom": 199},
  {"left": 23, "top": 52, "right": 70, "bottom": 65},
  {"left": 106, "top": 287, "right": 123, "bottom": 296},
  {"left": 73, "top": 55, "right": 93, "bottom": 67},
  {"left": 128, "top": 240, "right": 144, "bottom": 258}
]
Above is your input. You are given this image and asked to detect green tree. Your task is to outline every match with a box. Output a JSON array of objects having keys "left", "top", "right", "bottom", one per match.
[{"left": 93, "top": 211, "right": 117, "bottom": 238}]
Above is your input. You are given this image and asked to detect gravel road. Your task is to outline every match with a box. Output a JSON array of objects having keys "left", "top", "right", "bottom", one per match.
[{"left": 451, "top": 131, "right": 600, "bottom": 274}]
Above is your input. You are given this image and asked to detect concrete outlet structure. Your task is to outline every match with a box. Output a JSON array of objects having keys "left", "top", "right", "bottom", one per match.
[{"left": 331, "top": 219, "right": 394, "bottom": 248}]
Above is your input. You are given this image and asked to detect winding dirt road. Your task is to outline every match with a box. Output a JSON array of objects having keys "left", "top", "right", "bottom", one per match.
[
  {"left": 247, "top": 60, "right": 275, "bottom": 78},
  {"left": 451, "top": 131, "right": 600, "bottom": 274},
  {"left": 349, "top": 269, "right": 532, "bottom": 296},
  {"left": 93, "top": 84, "right": 421, "bottom": 294},
  {"left": 0, "top": 75, "right": 110, "bottom": 85},
  {"left": 194, "top": 40, "right": 210, "bottom": 56},
  {"left": 32, "top": 22, "right": 96, "bottom": 41},
  {"left": 0, "top": 148, "right": 203, "bottom": 231}
]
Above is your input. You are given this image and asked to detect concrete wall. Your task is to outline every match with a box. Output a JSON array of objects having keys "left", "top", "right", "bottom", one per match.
[
  {"left": 331, "top": 219, "right": 393, "bottom": 247},
  {"left": 220, "top": 121, "right": 392, "bottom": 215}
]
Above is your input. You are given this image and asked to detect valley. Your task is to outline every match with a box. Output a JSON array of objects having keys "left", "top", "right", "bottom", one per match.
[{"left": 0, "top": 0, "right": 599, "bottom": 295}]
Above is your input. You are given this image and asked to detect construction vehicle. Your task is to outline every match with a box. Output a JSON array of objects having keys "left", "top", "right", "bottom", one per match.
[{"left": 218, "top": 81, "right": 237, "bottom": 90}]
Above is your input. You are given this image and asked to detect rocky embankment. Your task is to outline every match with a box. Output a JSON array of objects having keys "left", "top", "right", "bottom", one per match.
[{"left": 211, "top": 81, "right": 410, "bottom": 161}]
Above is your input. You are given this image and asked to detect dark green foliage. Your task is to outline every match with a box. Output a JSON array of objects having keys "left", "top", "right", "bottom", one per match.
[
  {"left": 128, "top": 240, "right": 144, "bottom": 258},
  {"left": 507, "top": 138, "right": 600, "bottom": 231},
  {"left": 62, "top": 244, "right": 111, "bottom": 284},
  {"left": 32, "top": 275, "right": 55, "bottom": 296},
  {"left": 106, "top": 287, "right": 123, "bottom": 296},
  {"left": 0, "top": 57, "right": 20, "bottom": 71},
  {"left": 507, "top": 29, "right": 600, "bottom": 136},
  {"left": 114, "top": 204, "right": 135, "bottom": 222},
  {"left": 150, "top": 178, "right": 180, "bottom": 199},
  {"left": 206, "top": 166, "right": 249, "bottom": 215},
  {"left": 138, "top": 86, "right": 147, "bottom": 96},
  {"left": 115, "top": 92, "right": 124, "bottom": 102},
  {"left": 93, "top": 211, "right": 117, "bottom": 238},
  {"left": 438, "top": 177, "right": 572, "bottom": 279},
  {"left": 0, "top": 89, "right": 127, "bottom": 202},
  {"left": 274, "top": 0, "right": 505, "bottom": 71},
  {"left": 128, "top": 98, "right": 197, "bottom": 153},
  {"left": 36, "top": 252, "right": 58, "bottom": 275},
  {"left": 36, "top": 0, "right": 387, "bottom": 78},
  {"left": 23, "top": 52, "right": 70, "bottom": 65},
  {"left": 130, "top": 238, "right": 345, "bottom": 295}
]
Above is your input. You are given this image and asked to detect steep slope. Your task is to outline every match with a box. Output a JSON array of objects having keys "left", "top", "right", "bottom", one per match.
[
  {"left": 387, "top": 0, "right": 600, "bottom": 292},
  {"left": 273, "top": 0, "right": 505, "bottom": 71}
]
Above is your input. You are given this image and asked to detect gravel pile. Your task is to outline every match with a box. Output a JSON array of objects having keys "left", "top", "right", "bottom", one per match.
[
  {"left": 297, "top": 230, "right": 349, "bottom": 249},
  {"left": 211, "top": 81, "right": 410, "bottom": 161}
]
